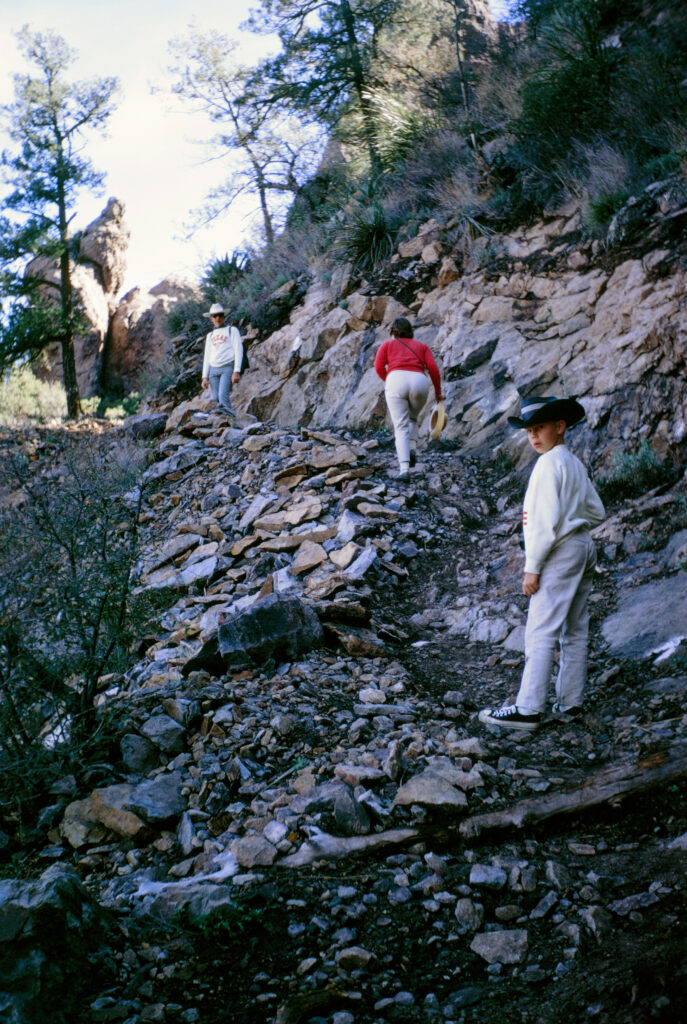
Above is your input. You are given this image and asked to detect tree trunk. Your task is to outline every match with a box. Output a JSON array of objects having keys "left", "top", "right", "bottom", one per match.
[
  {"left": 257, "top": 169, "right": 276, "bottom": 247},
  {"left": 340, "top": 0, "right": 382, "bottom": 174},
  {"left": 56, "top": 159, "right": 81, "bottom": 419},
  {"left": 449, "top": 0, "right": 479, "bottom": 156}
]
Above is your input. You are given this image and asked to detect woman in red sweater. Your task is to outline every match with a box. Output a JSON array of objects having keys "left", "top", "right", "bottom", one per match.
[{"left": 374, "top": 317, "right": 443, "bottom": 481}]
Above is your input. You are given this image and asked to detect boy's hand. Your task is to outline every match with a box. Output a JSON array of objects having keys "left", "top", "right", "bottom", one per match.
[
  {"left": 201, "top": 377, "right": 209, "bottom": 390},
  {"left": 231, "top": 371, "right": 240, "bottom": 384},
  {"left": 523, "top": 572, "right": 540, "bottom": 596}
]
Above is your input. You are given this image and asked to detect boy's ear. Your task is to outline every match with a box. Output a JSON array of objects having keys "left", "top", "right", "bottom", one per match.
[{"left": 556, "top": 419, "right": 567, "bottom": 437}]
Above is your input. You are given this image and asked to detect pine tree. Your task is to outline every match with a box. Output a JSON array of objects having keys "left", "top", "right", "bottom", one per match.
[
  {"left": 245, "top": 0, "right": 403, "bottom": 174},
  {"left": 0, "top": 28, "right": 119, "bottom": 419}
]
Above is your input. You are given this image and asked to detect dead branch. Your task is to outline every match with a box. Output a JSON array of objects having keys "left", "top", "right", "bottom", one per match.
[
  {"left": 459, "top": 743, "right": 687, "bottom": 840},
  {"left": 279, "top": 826, "right": 420, "bottom": 867}
]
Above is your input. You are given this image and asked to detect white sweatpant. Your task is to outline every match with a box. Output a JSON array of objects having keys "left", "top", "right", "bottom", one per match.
[
  {"left": 385, "top": 370, "right": 430, "bottom": 468},
  {"left": 516, "top": 531, "right": 597, "bottom": 714}
]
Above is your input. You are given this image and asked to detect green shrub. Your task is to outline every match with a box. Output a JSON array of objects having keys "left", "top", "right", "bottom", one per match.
[
  {"left": 588, "top": 189, "right": 630, "bottom": 228},
  {"left": 596, "top": 439, "right": 678, "bottom": 503},
  {"left": 0, "top": 365, "right": 66, "bottom": 426},
  {"left": 641, "top": 153, "right": 681, "bottom": 181},
  {"left": 81, "top": 391, "right": 143, "bottom": 420},
  {"left": 0, "top": 434, "right": 147, "bottom": 765},
  {"left": 370, "top": 91, "right": 442, "bottom": 174}
]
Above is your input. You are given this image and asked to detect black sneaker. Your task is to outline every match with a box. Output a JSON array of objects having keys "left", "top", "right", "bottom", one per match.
[
  {"left": 479, "top": 705, "right": 541, "bottom": 731},
  {"left": 397, "top": 470, "right": 410, "bottom": 482},
  {"left": 409, "top": 450, "right": 417, "bottom": 467},
  {"left": 551, "top": 702, "right": 583, "bottom": 720}
]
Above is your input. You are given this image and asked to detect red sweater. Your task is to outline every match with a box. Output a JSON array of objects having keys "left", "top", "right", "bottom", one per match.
[{"left": 374, "top": 337, "right": 442, "bottom": 401}]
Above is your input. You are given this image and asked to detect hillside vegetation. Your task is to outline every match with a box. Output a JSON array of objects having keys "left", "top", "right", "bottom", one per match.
[{"left": 169, "top": 0, "right": 687, "bottom": 340}]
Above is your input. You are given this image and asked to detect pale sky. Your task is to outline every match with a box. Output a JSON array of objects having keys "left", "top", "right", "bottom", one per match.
[{"left": 0, "top": 0, "right": 510, "bottom": 298}]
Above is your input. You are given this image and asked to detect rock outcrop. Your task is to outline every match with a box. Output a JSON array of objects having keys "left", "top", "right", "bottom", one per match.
[
  {"left": 230, "top": 176, "right": 687, "bottom": 475},
  {"left": 26, "top": 200, "right": 198, "bottom": 399},
  {"left": 107, "top": 276, "right": 200, "bottom": 393},
  {"left": 28, "top": 197, "right": 130, "bottom": 397}
]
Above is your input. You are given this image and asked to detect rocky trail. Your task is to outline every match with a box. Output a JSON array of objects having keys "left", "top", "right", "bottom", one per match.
[{"left": 3, "top": 401, "right": 687, "bottom": 1024}]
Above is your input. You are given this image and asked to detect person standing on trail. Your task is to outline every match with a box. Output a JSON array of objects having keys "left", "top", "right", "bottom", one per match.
[
  {"left": 374, "top": 316, "right": 443, "bottom": 482},
  {"left": 479, "top": 396, "right": 606, "bottom": 732},
  {"left": 201, "top": 302, "right": 244, "bottom": 415}
]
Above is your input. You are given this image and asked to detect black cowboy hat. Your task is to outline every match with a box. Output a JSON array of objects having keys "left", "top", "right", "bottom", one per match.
[{"left": 508, "top": 395, "right": 586, "bottom": 429}]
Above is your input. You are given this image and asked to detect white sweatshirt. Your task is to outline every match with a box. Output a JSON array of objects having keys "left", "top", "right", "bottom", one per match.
[
  {"left": 202, "top": 325, "right": 244, "bottom": 379},
  {"left": 522, "top": 445, "right": 605, "bottom": 574}
]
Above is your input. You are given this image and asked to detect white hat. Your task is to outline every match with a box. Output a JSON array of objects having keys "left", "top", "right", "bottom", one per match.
[
  {"left": 204, "top": 303, "right": 226, "bottom": 318},
  {"left": 429, "top": 401, "right": 447, "bottom": 440}
]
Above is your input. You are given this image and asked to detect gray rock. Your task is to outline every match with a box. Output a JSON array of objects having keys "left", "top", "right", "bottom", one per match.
[
  {"left": 608, "top": 891, "right": 660, "bottom": 916},
  {"left": 336, "top": 509, "right": 368, "bottom": 543},
  {"left": 454, "top": 897, "right": 484, "bottom": 933},
  {"left": 662, "top": 529, "right": 687, "bottom": 568},
  {"left": 545, "top": 860, "right": 572, "bottom": 892},
  {"left": 183, "top": 593, "right": 323, "bottom": 676},
  {"left": 146, "top": 555, "right": 219, "bottom": 591},
  {"left": 120, "top": 733, "right": 159, "bottom": 773},
  {"left": 529, "top": 890, "right": 558, "bottom": 919},
  {"left": 140, "top": 714, "right": 186, "bottom": 753},
  {"left": 394, "top": 768, "right": 468, "bottom": 810},
  {"left": 469, "top": 864, "right": 507, "bottom": 890},
  {"left": 150, "top": 883, "right": 235, "bottom": 924},
  {"left": 580, "top": 905, "right": 614, "bottom": 941},
  {"left": 177, "top": 812, "right": 196, "bottom": 857},
  {"left": 231, "top": 834, "right": 279, "bottom": 868},
  {"left": 470, "top": 929, "right": 529, "bottom": 964},
  {"left": 127, "top": 412, "right": 168, "bottom": 438},
  {"left": 345, "top": 546, "right": 378, "bottom": 580},
  {"left": 143, "top": 446, "right": 205, "bottom": 483},
  {"left": 0, "top": 865, "right": 105, "bottom": 1023},
  {"left": 292, "top": 781, "right": 371, "bottom": 836},
  {"left": 601, "top": 575, "right": 687, "bottom": 659},
  {"left": 126, "top": 771, "right": 186, "bottom": 823}
]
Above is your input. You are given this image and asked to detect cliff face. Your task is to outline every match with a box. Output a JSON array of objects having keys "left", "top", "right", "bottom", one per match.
[{"left": 227, "top": 177, "right": 687, "bottom": 472}]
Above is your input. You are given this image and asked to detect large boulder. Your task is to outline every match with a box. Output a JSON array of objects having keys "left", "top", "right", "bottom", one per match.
[
  {"left": 601, "top": 574, "right": 687, "bottom": 660},
  {"left": 0, "top": 865, "right": 106, "bottom": 1024},
  {"left": 183, "top": 593, "right": 324, "bottom": 677}
]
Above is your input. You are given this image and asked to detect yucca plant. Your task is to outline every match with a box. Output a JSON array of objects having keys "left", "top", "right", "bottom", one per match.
[{"left": 334, "top": 202, "right": 399, "bottom": 275}]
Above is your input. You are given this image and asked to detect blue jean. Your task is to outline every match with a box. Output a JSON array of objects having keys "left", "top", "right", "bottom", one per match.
[{"left": 208, "top": 363, "right": 235, "bottom": 412}]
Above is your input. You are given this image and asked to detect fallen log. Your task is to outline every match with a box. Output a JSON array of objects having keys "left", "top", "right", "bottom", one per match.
[
  {"left": 279, "top": 825, "right": 420, "bottom": 867},
  {"left": 274, "top": 985, "right": 352, "bottom": 1024},
  {"left": 459, "top": 742, "right": 687, "bottom": 840}
]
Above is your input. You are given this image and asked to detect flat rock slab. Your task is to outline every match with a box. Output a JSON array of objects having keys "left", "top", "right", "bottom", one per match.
[
  {"left": 394, "top": 768, "right": 468, "bottom": 810},
  {"left": 601, "top": 574, "right": 687, "bottom": 658},
  {"left": 470, "top": 929, "right": 529, "bottom": 964}
]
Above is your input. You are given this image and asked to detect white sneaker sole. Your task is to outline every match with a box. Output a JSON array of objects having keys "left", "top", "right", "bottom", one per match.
[{"left": 478, "top": 708, "right": 539, "bottom": 731}]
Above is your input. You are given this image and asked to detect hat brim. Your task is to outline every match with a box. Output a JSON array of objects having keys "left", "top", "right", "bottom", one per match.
[
  {"left": 508, "top": 398, "right": 585, "bottom": 429},
  {"left": 204, "top": 309, "right": 226, "bottom": 318},
  {"left": 429, "top": 401, "right": 447, "bottom": 440}
]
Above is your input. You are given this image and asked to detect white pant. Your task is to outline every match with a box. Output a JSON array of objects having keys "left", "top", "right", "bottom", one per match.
[
  {"left": 385, "top": 370, "right": 430, "bottom": 468},
  {"left": 516, "top": 531, "right": 597, "bottom": 714}
]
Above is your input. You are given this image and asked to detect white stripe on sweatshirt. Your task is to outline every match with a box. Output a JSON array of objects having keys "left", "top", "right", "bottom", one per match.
[{"left": 523, "top": 445, "right": 605, "bottom": 574}]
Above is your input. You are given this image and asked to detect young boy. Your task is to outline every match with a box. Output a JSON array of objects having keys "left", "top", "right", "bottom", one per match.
[{"left": 479, "top": 396, "right": 606, "bottom": 731}]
